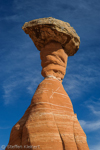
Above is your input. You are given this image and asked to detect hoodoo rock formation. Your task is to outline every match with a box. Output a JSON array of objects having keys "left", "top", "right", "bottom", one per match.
[{"left": 6, "top": 17, "right": 89, "bottom": 150}]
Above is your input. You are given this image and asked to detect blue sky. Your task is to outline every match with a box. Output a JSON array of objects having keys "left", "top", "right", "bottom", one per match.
[{"left": 0, "top": 0, "right": 100, "bottom": 149}]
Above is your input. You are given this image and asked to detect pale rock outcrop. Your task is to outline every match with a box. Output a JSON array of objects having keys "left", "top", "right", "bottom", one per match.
[{"left": 22, "top": 17, "right": 80, "bottom": 56}]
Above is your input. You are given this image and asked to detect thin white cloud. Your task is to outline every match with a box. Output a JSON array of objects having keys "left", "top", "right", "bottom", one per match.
[
  {"left": 27, "top": 76, "right": 43, "bottom": 95},
  {"left": 63, "top": 75, "right": 82, "bottom": 98},
  {"left": 0, "top": 14, "right": 21, "bottom": 22},
  {"left": 23, "top": 70, "right": 43, "bottom": 95},
  {"left": 79, "top": 120, "right": 100, "bottom": 132},
  {"left": 87, "top": 105, "right": 100, "bottom": 116},
  {"left": 2, "top": 70, "right": 43, "bottom": 105},
  {"left": 0, "top": 126, "right": 11, "bottom": 129},
  {"left": 63, "top": 49, "right": 100, "bottom": 99},
  {"left": 86, "top": 98, "right": 100, "bottom": 106},
  {"left": 3, "top": 80, "right": 19, "bottom": 105},
  {"left": 1, "top": 39, "right": 42, "bottom": 105},
  {"left": 85, "top": 97, "right": 100, "bottom": 116},
  {"left": 90, "top": 143, "right": 100, "bottom": 150},
  {"left": 63, "top": 69, "right": 99, "bottom": 99}
]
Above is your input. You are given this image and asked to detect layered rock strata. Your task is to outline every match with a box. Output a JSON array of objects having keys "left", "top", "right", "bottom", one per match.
[{"left": 6, "top": 17, "right": 89, "bottom": 150}]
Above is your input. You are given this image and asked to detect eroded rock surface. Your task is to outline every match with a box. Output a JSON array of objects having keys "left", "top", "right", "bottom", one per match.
[
  {"left": 40, "top": 42, "right": 68, "bottom": 80},
  {"left": 22, "top": 17, "right": 80, "bottom": 56},
  {"left": 6, "top": 78, "right": 89, "bottom": 150},
  {"left": 6, "top": 17, "right": 89, "bottom": 150}
]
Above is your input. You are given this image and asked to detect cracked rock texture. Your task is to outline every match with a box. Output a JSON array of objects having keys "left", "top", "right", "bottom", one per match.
[
  {"left": 6, "top": 18, "right": 89, "bottom": 150},
  {"left": 22, "top": 17, "right": 80, "bottom": 56},
  {"left": 6, "top": 78, "right": 89, "bottom": 150}
]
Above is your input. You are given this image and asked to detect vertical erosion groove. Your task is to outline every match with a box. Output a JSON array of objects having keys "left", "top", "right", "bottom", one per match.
[
  {"left": 59, "top": 133, "right": 66, "bottom": 150},
  {"left": 73, "top": 121, "right": 79, "bottom": 150},
  {"left": 47, "top": 91, "right": 65, "bottom": 150}
]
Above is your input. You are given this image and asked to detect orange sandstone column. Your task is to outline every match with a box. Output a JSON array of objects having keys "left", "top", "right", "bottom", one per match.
[
  {"left": 40, "top": 41, "right": 68, "bottom": 80},
  {"left": 6, "top": 17, "right": 89, "bottom": 150}
]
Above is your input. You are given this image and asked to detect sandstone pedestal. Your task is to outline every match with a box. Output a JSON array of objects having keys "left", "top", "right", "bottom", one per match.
[{"left": 6, "top": 17, "right": 89, "bottom": 150}]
